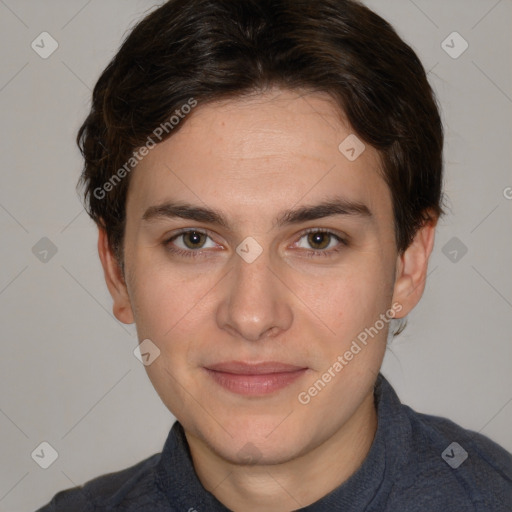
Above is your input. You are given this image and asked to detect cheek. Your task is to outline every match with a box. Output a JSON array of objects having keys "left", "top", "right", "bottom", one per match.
[
  {"left": 296, "top": 259, "right": 392, "bottom": 336},
  {"left": 128, "top": 252, "right": 213, "bottom": 337},
  {"left": 129, "top": 262, "right": 209, "bottom": 410}
]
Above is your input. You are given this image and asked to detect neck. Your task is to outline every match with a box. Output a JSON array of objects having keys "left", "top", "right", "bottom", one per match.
[{"left": 185, "top": 389, "right": 378, "bottom": 512}]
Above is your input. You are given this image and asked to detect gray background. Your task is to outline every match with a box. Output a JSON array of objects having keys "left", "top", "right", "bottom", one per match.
[{"left": 0, "top": 1, "right": 510, "bottom": 510}]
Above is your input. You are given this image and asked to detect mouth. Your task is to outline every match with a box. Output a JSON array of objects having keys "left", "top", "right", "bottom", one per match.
[{"left": 203, "top": 361, "right": 308, "bottom": 396}]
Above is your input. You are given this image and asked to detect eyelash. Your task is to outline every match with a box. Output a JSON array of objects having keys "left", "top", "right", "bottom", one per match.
[{"left": 163, "top": 227, "right": 348, "bottom": 259}]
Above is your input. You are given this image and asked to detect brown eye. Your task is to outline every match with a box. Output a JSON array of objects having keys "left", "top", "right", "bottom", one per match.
[
  {"left": 307, "top": 232, "right": 332, "bottom": 250},
  {"left": 164, "top": 229, "right": 218, "bottom": 256},
  {"left": 182, "top": 230, "right": 208, "bottom": 249},
  {"left": 295, "top": 229, "right": 347, "bottom": 256}
]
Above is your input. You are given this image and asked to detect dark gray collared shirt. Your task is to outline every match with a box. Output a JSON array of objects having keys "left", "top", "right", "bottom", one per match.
[{"left": 36, "top": 374, "right": 512, "bottom": 511}]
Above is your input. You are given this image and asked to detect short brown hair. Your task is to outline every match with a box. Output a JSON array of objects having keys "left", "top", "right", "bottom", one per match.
[{"left": 77, "top": 0, "right": 444, "bottom": 271}]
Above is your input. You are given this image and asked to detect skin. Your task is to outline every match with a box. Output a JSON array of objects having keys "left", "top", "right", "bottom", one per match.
[{"left": 98, "top": 88, "right": 436, "bottom": 511}]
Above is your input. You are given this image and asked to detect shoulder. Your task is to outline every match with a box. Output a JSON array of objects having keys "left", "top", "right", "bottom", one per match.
[
  {"left": 36, "top": 452, "right": 170, "bottom": 511},
  {"left": 390, "top": 403, "right": 512, "bottom": 511}
]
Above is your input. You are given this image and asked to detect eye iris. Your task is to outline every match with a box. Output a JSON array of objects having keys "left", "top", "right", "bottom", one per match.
[
  {"left": 183, "top": 231, "right": 206, "bottom": 249},
  {"left": 308, "top": 232, "right": 330, "bottom": 250}
]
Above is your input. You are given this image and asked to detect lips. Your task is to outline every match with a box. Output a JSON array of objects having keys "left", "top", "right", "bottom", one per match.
[
  {"left": 204, "top": 361, "right": 308, "bottom": 395},
  {"left": 206, "top": 361, "right": 306, "bottom": 374}
]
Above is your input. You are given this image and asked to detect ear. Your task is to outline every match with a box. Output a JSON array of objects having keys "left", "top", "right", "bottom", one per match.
[
  {"left": 391, "top": 215, "right": 437, "bottom": 318},
  {"left": 97, "top": 226, "right": 134, "bottom": 324}
]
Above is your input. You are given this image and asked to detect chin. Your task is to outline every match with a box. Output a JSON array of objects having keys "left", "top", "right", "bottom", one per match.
[
  {"left": 224, "top": 435, "right": 306, "bottom": 466},
  {"left": 200, "top": 414, "right": 313, "bottom": 465}
]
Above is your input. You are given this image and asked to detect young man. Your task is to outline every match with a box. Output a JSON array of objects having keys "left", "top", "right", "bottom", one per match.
[{"left": 38, "top": 0, "right": 511, "bottom": 510}]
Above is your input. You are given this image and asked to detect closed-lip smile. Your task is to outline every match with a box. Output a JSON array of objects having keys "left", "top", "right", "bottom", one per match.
[{"left": 204, "top": 361, "right": 308, "bottom": 395}]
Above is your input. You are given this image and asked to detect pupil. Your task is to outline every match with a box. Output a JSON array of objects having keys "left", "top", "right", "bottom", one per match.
[
  {"left": 309, "top": 232, "right": 329, "bottom": 249},
  {"left": 185, "top": 231, "right": 204, "bottom": 248}
]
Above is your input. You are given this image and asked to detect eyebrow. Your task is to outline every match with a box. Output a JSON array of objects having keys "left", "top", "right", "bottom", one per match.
[{"left": 141, "top": 196, "right": 372, "bottom": 229}]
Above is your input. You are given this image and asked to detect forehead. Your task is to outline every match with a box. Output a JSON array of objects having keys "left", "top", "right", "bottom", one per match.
[{"left": 126, "top": 88, "right": 391, "bottom": 229}]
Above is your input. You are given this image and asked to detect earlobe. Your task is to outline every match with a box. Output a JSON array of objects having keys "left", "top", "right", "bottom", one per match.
[
  {"left": 97, "top": 227, "right": 135, "bottom": 325},
  {"left": 391, "top": 217, "right": 437, "bottom": 318}
]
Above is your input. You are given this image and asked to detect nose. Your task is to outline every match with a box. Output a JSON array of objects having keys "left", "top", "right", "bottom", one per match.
[{"left": 216, "top": 247, "right": 293, "bottom": 342}]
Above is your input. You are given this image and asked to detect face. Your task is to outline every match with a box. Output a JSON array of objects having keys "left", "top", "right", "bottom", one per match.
[{"left": 101, "top": 88, "right": 430, "bottom": 466}]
